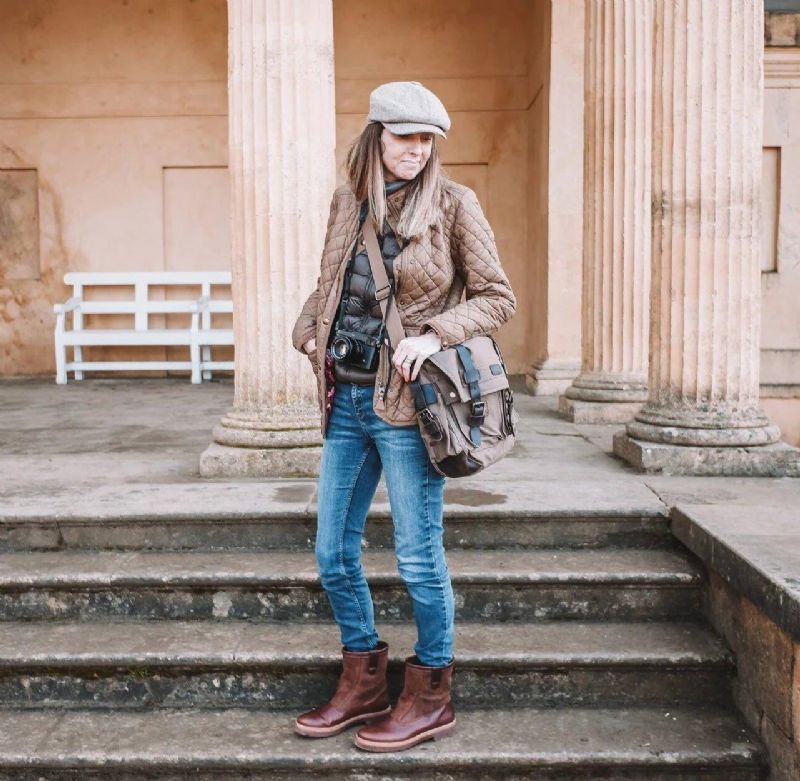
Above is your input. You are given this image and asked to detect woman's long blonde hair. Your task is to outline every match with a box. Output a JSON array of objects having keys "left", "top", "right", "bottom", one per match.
[{"left": 345, "top": 122, "right": 451, "bottom": 241}]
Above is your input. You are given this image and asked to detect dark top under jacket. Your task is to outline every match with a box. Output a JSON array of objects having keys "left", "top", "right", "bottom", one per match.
[{"left": 331, "top": 179, "right": 409, "bottom": 385}]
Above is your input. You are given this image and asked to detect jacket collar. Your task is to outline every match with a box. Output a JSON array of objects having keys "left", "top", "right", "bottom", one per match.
[{"left": 344, "top": 179, "right": 412, "bottom": 247}]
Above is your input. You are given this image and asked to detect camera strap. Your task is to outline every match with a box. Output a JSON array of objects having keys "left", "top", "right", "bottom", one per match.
[{"left": 363, "top": 213, "right": 407, "bottom": 351}]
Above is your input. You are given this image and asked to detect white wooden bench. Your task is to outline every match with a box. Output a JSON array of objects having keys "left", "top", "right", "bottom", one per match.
[{"left": 53, "top": 272, "right": 234, "bottom": 384}]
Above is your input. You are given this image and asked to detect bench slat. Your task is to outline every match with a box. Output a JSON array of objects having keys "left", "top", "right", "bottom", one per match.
[
  {"left": 78, "top": 302, "right": 205, "bottom": 315},
  {"left": 63, "top": 330, "right": 193, "bottom": 346},
  {"left": 204, "top": 301, "right": 234, "bottom": 313},
  {"left": 196, "top": 330, "right": 234, "bottom": 346},
  {"left": 64, "top": 272, "right": 231, "bottom": 286},
  {"left": 66, "top": 361, "right": 195, "bottom": 371}
]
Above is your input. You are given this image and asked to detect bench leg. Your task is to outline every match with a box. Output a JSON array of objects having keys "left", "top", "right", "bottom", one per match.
[
  {"left": 202, "top": 345, "right": 212, "bottom": 381},
  {"left": 74, "top": 346, "right": 84, "bottom": 381},
  {"left": 191, "top": 340, "right": 201, "bottom": 384},
  {"left": 55, "top": 336, "right": 67, "bottom": 385}
]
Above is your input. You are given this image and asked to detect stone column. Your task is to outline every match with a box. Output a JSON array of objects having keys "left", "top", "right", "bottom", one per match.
[
  {"left": 560, "top": 0, "right": 652, "bottom": 424},
  {"left": 200, "top": 0, "right": 335, "bottom": 477},
  {"left": 614, "top": 0, "right": 799, "bottom": 476}
]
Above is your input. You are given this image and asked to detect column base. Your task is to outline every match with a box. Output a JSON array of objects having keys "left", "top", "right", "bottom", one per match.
[
  {"left": 525, "top": 359, "right": 581, "bottom": 397},
  {"left": 613, "top": 432, "right": 800, "bottom": 477},
  {"left": 628, "top": 406, "right": 781, "bottom": 447},
  {"left": 560, "top": 372, "right": 648, "bottom": 422},
  {"left": 559, "top": 397, "right": 644, "bottom": 424},
  {"left": 199, "top": 441, "right": 322, "bottom": 478},
  {"left": 199, "top": 403, "right": 323, "bottom": 478}
]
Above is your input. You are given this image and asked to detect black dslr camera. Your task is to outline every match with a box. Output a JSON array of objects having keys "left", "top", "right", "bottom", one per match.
[
  {"left": 330, "top": 323, "right": 385, "bottom": 372},
  {"left": 329, "top": 221, "right": 388, "bottom": 372}
]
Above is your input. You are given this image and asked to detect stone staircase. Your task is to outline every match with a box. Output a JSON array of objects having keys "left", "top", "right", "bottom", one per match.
[{"left": 0, "top": 504, "right": 767, "bottom": 780}]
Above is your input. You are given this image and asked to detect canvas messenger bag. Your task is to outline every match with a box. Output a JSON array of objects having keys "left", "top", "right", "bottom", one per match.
[{"left": 362, "top": 213, "right": 519, "bottom": 478}]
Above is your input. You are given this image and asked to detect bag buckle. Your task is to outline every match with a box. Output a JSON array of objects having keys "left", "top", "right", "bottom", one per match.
[
  {"left": 469, "top": 400, "right": 486, "bottom": 427},
  {"left": 418, "top": 408, "right": 444, "bottom": 442}
]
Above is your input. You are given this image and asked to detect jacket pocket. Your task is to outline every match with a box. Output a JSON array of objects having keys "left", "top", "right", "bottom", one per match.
[{"left": 306, "top": 351, "right": 321, "bottom": 404}]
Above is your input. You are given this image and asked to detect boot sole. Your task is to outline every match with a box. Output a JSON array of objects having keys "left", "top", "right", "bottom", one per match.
[
  {"left": 353, "top": 718, "right": 456, "bottom": 752},
  {"left": 294, "top": 706, "right": 392, "bottom": 738}
]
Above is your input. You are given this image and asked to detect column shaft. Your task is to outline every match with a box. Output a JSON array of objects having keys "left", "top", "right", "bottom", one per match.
[
  {"left": 629, "top": 0, "right": 775, "bottom": 446},
  {"left": 201, "top": 0, "right": 335, "bottom": 476},
  {"left": 560, "top": 0, "right": 652, "bottom": 424}
]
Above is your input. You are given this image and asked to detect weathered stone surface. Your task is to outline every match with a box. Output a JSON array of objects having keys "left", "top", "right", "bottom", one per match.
[
  {"left": 0, "top": 619, "right": 733, "bottom": 710},
  {"left": 704, "top": 568, "right": 799, "bottom": 781},
  {"left": 616, "top": 0, "right": 792, "bottom": 468},
  {"left": 527, "top": 359, "right": 580, "bottom": 397},
  {"left": 0, "top": 548, "right": 704, "bottom": 623},
  {"left": 705, "top": 572, "right": 743, "bottom": 661},
  {"left": 759, "top": 710, "right": 799, "bottom": 781},
  {"left": 198, "top": 441, "right": 322, "bottom": 478},
  {"left": 0, "top": 382, "right": 786, "bottom": 777},
  {"left": 0, "top": 513, "right": 674, "bottom": 554},
  {"left": 765, "top": 10, "right": 800, "bottom": 47},
  {"left": 559, "top": 397, "right": 643, "bottom": 425},
  {"left": 0, "top": 548, "right": 704, "bottom": 587},
  {"left": 0, "top": 619, "right": 731, "bottom": 667},
  {"left": 0, "top": 706, "right": 766, "bottom": 780},
  {"left": 0, "top": 477, "right": 667, "bottom": 525},
  {"left": 613, "top": 432, "right": 800, "bottom": 477},
  {"left": 560, "top": 0, "right": 651, "bottom": 420},
  {"left": 733, "top": 598, "right": 795, "bottom": 738},
  {"left": 795, "top": 643, "right": 800, "bottom": 746},
  {"left": 202, "top": 0, "right": 336, "bottom": 475},
  {"left": 670, "top": 505, "right": 800, "bottom": 641},
  {"left": 0, "top": 767, "right": 767, "bottom": 781}
]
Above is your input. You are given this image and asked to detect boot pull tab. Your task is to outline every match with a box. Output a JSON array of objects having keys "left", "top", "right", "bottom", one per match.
[
  {"left": 367, "top": 650, "right": 379, "bottom": 674},
  {"left": 431, "top": 667, "right": 442, "bottom": 688}
]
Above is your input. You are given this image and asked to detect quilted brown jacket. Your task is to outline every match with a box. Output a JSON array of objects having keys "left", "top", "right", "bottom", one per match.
[{"left": 291, "top": 177, "right": 517, "bottom": 437}]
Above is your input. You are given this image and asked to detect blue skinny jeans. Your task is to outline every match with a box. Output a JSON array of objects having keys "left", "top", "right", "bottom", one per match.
[{"left": 315, "top": 380, "right": 455, "bottom": 667}]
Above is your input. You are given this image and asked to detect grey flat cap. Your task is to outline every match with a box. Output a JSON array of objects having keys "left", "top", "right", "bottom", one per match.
[{"left": 368, "top": 81, "right": 451, "bottom": 139}]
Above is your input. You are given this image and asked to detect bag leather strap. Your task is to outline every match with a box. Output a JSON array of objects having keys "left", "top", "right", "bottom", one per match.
[{"left": 363, "top": 210, "right": 483, "bottom": 444}]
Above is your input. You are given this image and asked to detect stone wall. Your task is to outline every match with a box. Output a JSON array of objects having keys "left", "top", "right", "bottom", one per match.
[
  {"left": 760, "top": 43, "right": 800, "bottom": 446},
  {"left": 0, "top": 0, "right": 538, "bottom": 378},
  {"left": 0, "top": 0, "right": 231, "bottom": 376},
  {"left": 524, "top": 0, "right": 584, "bottom": 395},
  {"left": 706, "top": 570, "right": 799, "bottom": 781}
]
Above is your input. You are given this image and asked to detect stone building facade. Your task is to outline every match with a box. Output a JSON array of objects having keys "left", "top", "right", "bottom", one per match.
[{"left": 1, "top": 0, "right": 799, "bottom": 473}]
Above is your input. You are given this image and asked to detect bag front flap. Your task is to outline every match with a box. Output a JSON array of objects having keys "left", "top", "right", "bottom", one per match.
[{"left": 424, "top": 336, "right": 509, "bottom": 404}]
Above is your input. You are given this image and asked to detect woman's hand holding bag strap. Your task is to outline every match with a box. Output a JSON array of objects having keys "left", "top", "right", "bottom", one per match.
[{"left": 362, "top": 214, "right": 518, "bottom": 478}]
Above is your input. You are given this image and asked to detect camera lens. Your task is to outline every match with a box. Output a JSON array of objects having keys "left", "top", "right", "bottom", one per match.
[{"left": 331, "top": 336, "right": 352, "bottom": 360}]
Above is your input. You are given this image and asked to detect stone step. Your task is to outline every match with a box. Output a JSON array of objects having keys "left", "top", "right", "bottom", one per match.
[
  {"left": 0, "top": 548, "right": 704, "bottom": 622},
  {"left": 0, "top": 480, "right": 669, "bottom": 553},
  {"left": 0, "top": 511, "right": 672, "bottom": 553},
  {"left": 0, "top": 705, "right": 765, "bottom": 780},
  {"left": 0, "top": 619, "right": 733, "bottom": 710}
]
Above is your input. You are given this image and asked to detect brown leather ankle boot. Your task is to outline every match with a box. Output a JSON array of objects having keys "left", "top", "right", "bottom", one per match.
[
  {"left": 294, "top": 640, "right": 391, "bottom": 738},
  {"left": 353, "top": 654, "right": 456, "bottom": 751}
]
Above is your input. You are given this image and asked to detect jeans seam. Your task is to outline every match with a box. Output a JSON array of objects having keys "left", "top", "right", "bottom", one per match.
[
  {"left": 352, "top": 383, "right": 370, "bottom": 435},
  {"left": 423, "top": 456, "right": 450, "bottom": 666},
  {"left": 335, "top": 439, "right": 375, "bottom": 642}
]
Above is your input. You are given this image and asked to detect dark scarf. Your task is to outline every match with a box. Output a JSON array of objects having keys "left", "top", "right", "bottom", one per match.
[{"left": 358, "top": 177, "right": 411, "bottom": 226}]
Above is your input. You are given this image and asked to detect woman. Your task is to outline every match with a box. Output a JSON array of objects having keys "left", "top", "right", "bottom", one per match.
[{"left": 290, "top": 81, "right": 516, "bottom": 752}]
